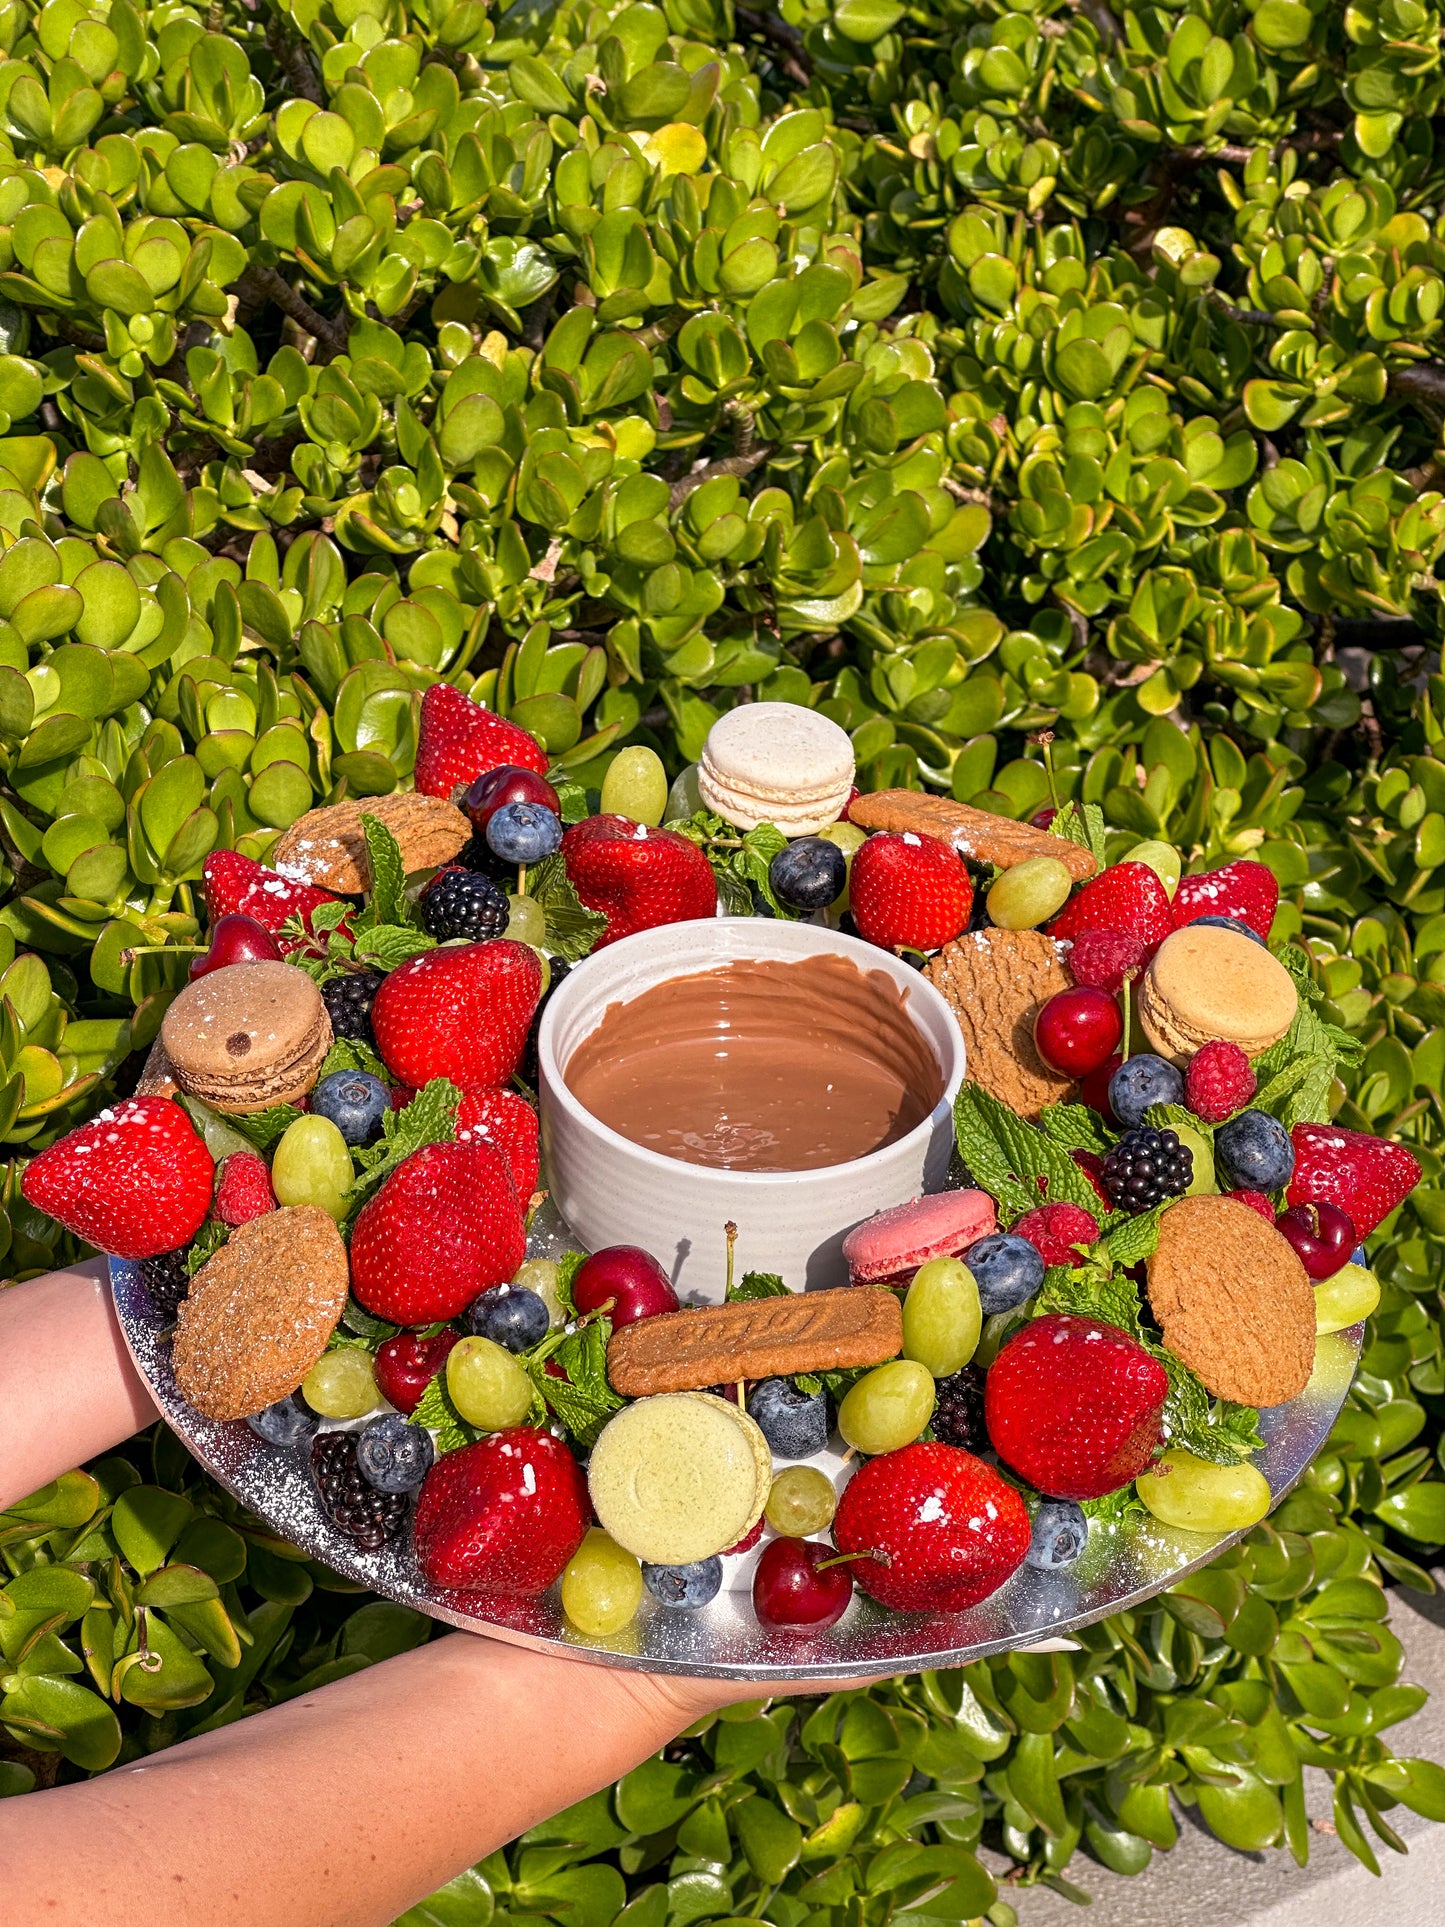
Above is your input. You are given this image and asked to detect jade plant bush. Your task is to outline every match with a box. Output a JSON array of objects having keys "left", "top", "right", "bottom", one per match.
[{"left": 3, "top": 0, "right": 1445, "bottom": 1910}]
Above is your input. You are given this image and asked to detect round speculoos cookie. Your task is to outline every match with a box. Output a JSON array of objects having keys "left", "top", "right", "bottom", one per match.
[
  {"left": 173, "top": 1206, "right": 349, "bottom": 1420},
  {"left": 1146, "top": 1194, "right": 1316, "bottom": 1409},
  {"left": 161, "top": 960, "right": 332, "bottom": 1114}
]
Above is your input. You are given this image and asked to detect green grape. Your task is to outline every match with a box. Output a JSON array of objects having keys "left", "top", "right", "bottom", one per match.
[
  {"left": 837, "top": 1360, "right": 935, "bottom": 1456},
  {"left": 602, "top": 746, "right": 669, "bottom": 826},
  {"left": 561, "top": 1528, "right": 643, "bottom": 1635},
  {"left": 666, "top": 763, "right": 703, "bottom": 822},
  {"left": 816, "top": 820, "right": 867, "bottom": 913},
  {"left": 505, "top": 895, "right": 546, "bottom": 946},
  {"left": 302, "top": 1348, "right": 381, "bottom": 1419},
  {"left": 903, "top": 1258, "right": 981, "bottom": 1376},
  {"left": 513, "top": 1257, "right": 564, "bottom": 1327},
  {"left": 765, "top": 1465, "right": 837, "bottom": 1536},
  {"left": 1127, "top": 840, "right": 1182, "bottom": 898},
  {"left": 1314, "top": 1262, "right": 1380, "bottom": 1334},
  {"left": 272, "top": 1115, "right": 353, "bottom": 1220},
  {"left": 447, "top": 1335, "right": 534, "bottom": 1429},
  {"left": 1173, "top": 1123, "right": 1217, "bottom": 1197},
  {"left": 1136, "top": 1450, "right": 1271, "bottom": 1531},
  {"left": 986, "top": 857, "right": 1074, "bottom": 930}
]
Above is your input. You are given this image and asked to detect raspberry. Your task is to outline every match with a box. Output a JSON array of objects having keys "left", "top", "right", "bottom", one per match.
[
  {"left": 1227, "top": 1189, "right": 1280, "bottom": 1224},
  {"left": 1012, "top": 1202, "right": 1100, "bottom": 1267},
  {"left": 1186, "top": 1040, "right": 1257, "bottom": 1123},
  {"left": 213, "top": 1152, "right": 276, "bottom": 1226},
  {"left": 1102, "top": 1127, "right": 1193, "bottom": 1211},
  {"left": 1066, "top": 927, "right": 1148, "bottom": 994}
]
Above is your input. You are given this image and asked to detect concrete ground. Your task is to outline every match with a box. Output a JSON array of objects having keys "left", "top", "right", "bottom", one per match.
[{"left": 1010, "top": 1587, "right": 1445, "bottom": 1927}]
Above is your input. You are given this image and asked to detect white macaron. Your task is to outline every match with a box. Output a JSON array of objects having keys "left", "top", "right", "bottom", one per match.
[{"left": 697, "top": 702, "right": 855, "bottom": 836}]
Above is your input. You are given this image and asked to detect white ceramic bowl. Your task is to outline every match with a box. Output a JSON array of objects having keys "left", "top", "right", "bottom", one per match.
[{"left": 538, "top": 920, "right": 966, "bottom": 1301}]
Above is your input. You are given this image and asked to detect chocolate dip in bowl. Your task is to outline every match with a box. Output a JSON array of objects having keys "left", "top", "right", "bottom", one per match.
[{"left": 538, "top": 921, "right": 965, "bottom": 1299}]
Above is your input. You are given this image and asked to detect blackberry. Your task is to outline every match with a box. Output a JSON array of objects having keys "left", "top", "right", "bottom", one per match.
[
  {"left": 322, "top": 968, "right": 384, "bottom": 1042},
  {"left": 520, "top": 958, "right": 572, "bottom": 1086},
  {"left": 456, "top": 834, "right": 514, "bottom": 885},
  {"left": 310, "top": 1432, "right": 409, "bottom": 1551},
  {"left": 1102, "top": 1126, "right": 1193, "bottom": 1212},
  {"left": 931, "top": 1365, "right": 986, "bottom": 1449},
  {"left": 421, "top": 867, "right": 509, "bottom": 942},
  {"left": 141, "top": 1247, "right": 190, "bottom": 1315}
]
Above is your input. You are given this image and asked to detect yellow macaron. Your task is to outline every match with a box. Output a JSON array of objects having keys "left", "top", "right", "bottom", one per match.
[
  {"left": 1138, "top": 925, "right": 1298, "bottom": 1063},
  {"left": 587, "top": 1392, "right": 772, "bottom": 1565}
]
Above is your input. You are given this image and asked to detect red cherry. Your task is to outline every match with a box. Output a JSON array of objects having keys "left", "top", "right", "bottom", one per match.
[
  {"left": 1079, "top": 1052, "right": 1122, "bottom": 1119},
  {"left": 374, "top": 1330, "right": 460, "bottom": 1415},
  {"left": 190, "top": 913, "right": 284, "bottom": 980},
  {"left": 1275, "top": 1202, "right": 1358, "bottom": 1281},
  {"left": 1034, "top": 987, "right": 1123, "bottom": 1076},
  {"left": 752, "top": 1538, "right": 853, "bottom": 1631},
  {"left": 464, "top": 765, "right": 561, "bottom": 832},
  {"left": 571, "top": 1246, "right": 679, "bottom": 1327},
  {"left": 1031, "top": 806, "right": 1057, "bottom": 830}
]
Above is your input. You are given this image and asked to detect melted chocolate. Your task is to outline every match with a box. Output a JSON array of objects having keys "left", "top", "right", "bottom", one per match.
[{"left": 564, "top": 955, "right": 943, "bottom": 1172}]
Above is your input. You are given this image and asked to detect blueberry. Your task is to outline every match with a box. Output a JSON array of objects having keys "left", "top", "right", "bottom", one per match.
[
  {"left": 246, "top": 1390, "right": 319, "bottom": 1447},
  {"left": 487, "top": 801, "right": 563, "bottom": 865},
  {"left": 1108, "top": 1054, "right": 1184, "bottom": 1128},
  {"left": 962, "top": 1232, "right": 1045, "bottom": 1315},
  {"left": 356, "top": 1412, "right": 436, "bottom": 1493},
  {"left": 1191, "top": 914, "right": 1265, "bottom": 947},
  {"left": 747, "top": 1378, "right": 829, "bottom": 1458},
  {"left": 643, "top": 1557, "right": 723, "bottom": 1609},
  {"left": 769, "top": 837, "right": 847, "bottom": 912},
  {"left": 311, "top": 1069, "right": 389, "bottom": 1146},
  {"left": 464, "top": 1283, "right": 550, "bottom": 1353},
  {"left": 1215, "top": 1108, "right": 1296, "bottom": 1191},
  {"left": 1026, "top": 1500, "right": 1087, "bottom": 1571}
]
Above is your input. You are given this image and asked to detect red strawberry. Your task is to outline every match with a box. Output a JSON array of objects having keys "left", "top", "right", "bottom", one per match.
[
  {"left": 1173, "top": 860, "right": 1279, "bottom": 942},
  {"left": 1070, "top": 1150, "right": 1111, "bottom": 1209},
  {"left": 1185, "top": 1040, "right": 1256, "bottom": 1123},
  {"left": 985, "top": 1314, "right": 1168, "bottom": 1501},
  {"left": 1286, "top": 1123, "right": 1420, "bottom": 1240},
  {"left": 833, "top": 1442, "right": 1030, "bottom": 1612},
  {"left": 850, "top": 832, "right": 973, "bottom": 951},
  {"left": 371, "top": 941, "right": 542, "bottom": 1091},
  {"left": 414, "top": 684, "right": 548, "bottom": 800},
  {"left": 203, "top": 851, "right": 344, "bottom": 954},
  {"left": 414, "top": 1429, "right": 590, "bottom": 1593},
  {"left": 22, "top": 1097, "right": 213, "bottom": 1260},
  {"left": 349, "top": 1139, "right": 526, "bottom": 1322},
  {"left": 561, "top": 815, "right": 717, "bottom": 948},
  {"left": 1227, "top": 1189, "right": 1278, "bottom": 1225},
  {"left": 1067, "top": 928, "right": 1148, "bottom": 995},
  {"left": 213, "top": 1151, "right": 276, "bottom": 1226},
  {"left": 374, "top": 1329, "right": 461, "bottom": 1415},
  {"left": 1012, "top": 1202, "right": 1099, "bottom": 1267},
  {"left": 456, "top": 1087, "right": 540, "bottom": 1202},
  {"left": 1049, "top": 862, "right": 1173, "bottom": 953}
]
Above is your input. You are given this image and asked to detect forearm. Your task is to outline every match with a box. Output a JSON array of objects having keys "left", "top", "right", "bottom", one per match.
[
  {"left": 0, "top": 1260, "right": 158, "bottom": 1509},
  {"left": 2, "top": 1631, "right": 739, "bottom": 1927}
]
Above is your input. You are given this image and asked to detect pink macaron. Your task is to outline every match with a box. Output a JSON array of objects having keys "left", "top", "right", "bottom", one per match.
[{"left": 842, "top": 1190, "right": 997, "bottom": 1287}]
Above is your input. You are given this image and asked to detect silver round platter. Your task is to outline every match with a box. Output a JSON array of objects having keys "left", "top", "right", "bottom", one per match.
[{"left": 111, "top": 1202, "right": 1363, "bottom": 1682}]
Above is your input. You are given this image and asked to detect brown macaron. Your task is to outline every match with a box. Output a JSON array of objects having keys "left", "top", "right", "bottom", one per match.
[
  {"left": 1138, "top": 924, "right": 1297, "bottom": 1064},
  {"left": 271, "top": 793, "right": 471, "bottom": 894},
  {"left": 173, "top": 1206, "right": 350, "bottom": 1420},
  {"left": 161, "top": 960, "right": 332, "bottom": 1114},
  {"left": 1146, "top": 1194, "right": 1316, "bottom": 1408}
]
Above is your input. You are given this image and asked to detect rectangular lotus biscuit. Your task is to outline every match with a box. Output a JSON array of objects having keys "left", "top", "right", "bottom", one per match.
[
  {"left": 848, "top": 790, "right": 1097, "bottom": 881},
  {"left": 607, "top": 1288, "right": 903, "bottom": 1396}
]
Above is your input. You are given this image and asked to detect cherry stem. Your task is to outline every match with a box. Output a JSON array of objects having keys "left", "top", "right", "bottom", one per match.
[
  {"left": 815, "top": 1549, "right": 882, "bottom": 1572},
  {"left": 119, "top": 944, "right": 205, "bottom": 964},
  {"left": 1120, "top": 968, "right": 1136, "bottom": 1059},
  {"left": 724, "top": 1219, "right": 737, "bottom": 1299}
]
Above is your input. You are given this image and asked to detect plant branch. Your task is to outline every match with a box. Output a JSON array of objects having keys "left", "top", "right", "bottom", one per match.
[
  {"left": 734, "top": 4, "right": 810, "bottom": 87},
  {"left": 668, "top": 443, "right": 774, "bottom": 509},
  {"left": 1389, "top": 365, "right": 1445, "bottom": 406},
  {"left": 264, "top": 13, "right": 323, "bottom": 105},
  {"left": 237, "top": 265, "right": 347, "bottom": 357}
]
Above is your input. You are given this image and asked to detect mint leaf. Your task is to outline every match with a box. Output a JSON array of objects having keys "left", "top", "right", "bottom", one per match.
[
  {"left": 346, "top": 1077, "right": 461, "bottom": 1210},
  {"left": 1145, "top": 1102, "right": 1209, "bottom": 1139},
  {"left": 358, "top": 814, "right": 416, "bottom": 929},
  {"left": 229, "top": 1104, "right": 304, "bottom": 1151},
  {"left": 1102, "top": 1202, "right": 1166, "bottom": 1267},
  {"left": 1037, "top": 1102, "right": 1115, "bottom": 1154},
  {"left": 525, "top": 854, "right": 607, "bottom": 962},
  {"left": 553, "top": 780, "right": 590, "bottom": 824},
  {"left": 319, "top": 1035, "right": 389, "bottom": 1082},
  {"left": 1161, "top": 1357, "right": 1262, "bottom": 1464},
  {"left": 713, "top": 864, "right": 753, "bottom": 916},
  {"left": 554, "top": 1250, "right": 586, "bottom": 1317},
  {"left": 325, "top": 1330, "right": 376, "bottom": 1353},
  {"left": 186, "top": 1219, "right": 229, "bottom": 1276},
  {"left": 953, "top": 1083, "right": 1106, "bottom": 1224},
  {"left": 528, "top": 1319, "right": 623, "bottom": 1448},
  {"left": 1082, "top": 1485, "right": 1145, "bottom": 1524},
  {"left": 412, "top": 1370, "right": 479, "bottom": 1454},
  {"left": 1036, "top": 1258, "right": 1141, "bottom": 1333},
  {"left": 1050, "top": 800, "right": 1106, "bottom": 869},
  {"left": 730, "top": 1269, "right": 792, "bottom": 1302},
  {"left": 354, "top": 923, "right": 436, "bottom": 971},
  {"left": 340, "top": 1296, "right": 399, "bottom": 1340},
  {"left": 735, "top": 822, "right": 798, "bottom": 919}
]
